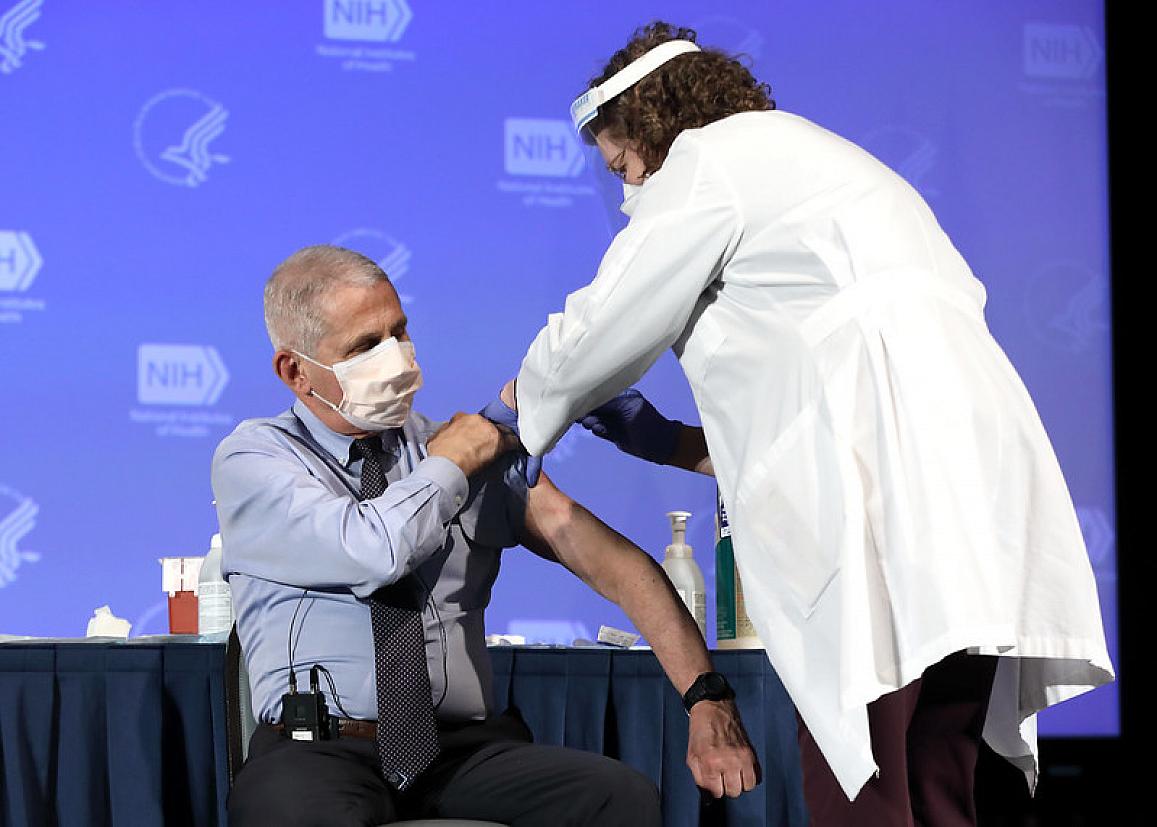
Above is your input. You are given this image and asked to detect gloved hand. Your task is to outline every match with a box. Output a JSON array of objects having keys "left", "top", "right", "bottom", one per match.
[
  {"left": 577, "top": 388, "right": 681, "bottom": 465},
  {"left": 479, "top": 396, "right": 542, "bottom": 487}
]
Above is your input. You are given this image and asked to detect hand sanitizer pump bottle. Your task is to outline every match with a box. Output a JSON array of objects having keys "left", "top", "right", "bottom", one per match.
[{"left": 660, "top": 511, "right": 707, "bottom": 639}]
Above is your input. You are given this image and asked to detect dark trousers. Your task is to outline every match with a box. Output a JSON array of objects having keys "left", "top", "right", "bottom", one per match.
[
  {"left": 798, "top": 651, "right": 1000, "bottom": 827},
  {"left": 228, "top": 709, "right": 662, "bottom": 827}
]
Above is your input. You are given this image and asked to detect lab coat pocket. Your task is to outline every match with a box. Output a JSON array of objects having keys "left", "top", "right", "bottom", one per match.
[
  {"left": 675, "top": 305, "right": 727, "bottom": 394},
  {"left": 734, "top": 402, "right": 844, "bottom": 619}
]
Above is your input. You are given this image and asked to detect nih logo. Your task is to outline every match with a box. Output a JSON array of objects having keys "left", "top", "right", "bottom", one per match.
[
  {"left": 504, "top": 119, "right": 585, "bottom": 178},
  {"left": 324, "top": 0, "right": 412, "bottom": 42},
  {"left": 1023, "top": 23, "right": 1103, "bottom": 80},
  {"left": 138, "top": 344, "right": 230, "bottom": 406},
  {"left": 0, "top": 230, "right": 41, "bottom": 291}
]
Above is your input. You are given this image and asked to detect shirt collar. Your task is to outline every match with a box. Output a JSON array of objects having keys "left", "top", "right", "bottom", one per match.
[{"left": 291, "top": 400, "right": 401, "bottom": 468}]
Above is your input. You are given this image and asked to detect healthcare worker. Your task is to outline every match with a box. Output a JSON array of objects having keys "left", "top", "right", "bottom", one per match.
[{"left": 491, "top": 21, "right": 1114, "bottom": 827}]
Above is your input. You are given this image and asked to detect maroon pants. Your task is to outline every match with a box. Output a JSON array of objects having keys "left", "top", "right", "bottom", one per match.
[{"left": 798, "top": 651, "right": 999, "bottom": 827}]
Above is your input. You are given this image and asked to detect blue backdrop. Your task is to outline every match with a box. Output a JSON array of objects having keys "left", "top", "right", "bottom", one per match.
[{"left": 0, "top": 1, "right": 1116, "bottom": 736}]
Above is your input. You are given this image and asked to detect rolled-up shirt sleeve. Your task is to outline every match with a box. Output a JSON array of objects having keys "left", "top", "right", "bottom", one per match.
[{"left": 212, "top": 432, "right": 468, "bottom": 598}]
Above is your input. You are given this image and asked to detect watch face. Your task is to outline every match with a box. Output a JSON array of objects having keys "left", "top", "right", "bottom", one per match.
[
  {"left": 704, "top": 673, "right": 727, "bottom": 695},
  {"left": 684, "top": 672, "right": 733, "bottom": 711}
]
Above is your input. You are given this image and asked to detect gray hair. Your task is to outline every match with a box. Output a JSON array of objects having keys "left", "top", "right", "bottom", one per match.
[{"left": 263, "top": 244, "right": 389, "bottom": 354}]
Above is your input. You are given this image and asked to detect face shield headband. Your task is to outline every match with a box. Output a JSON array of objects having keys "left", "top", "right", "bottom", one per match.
[{"left": 569, "top": 40, "right": 701, "bottom": 133}]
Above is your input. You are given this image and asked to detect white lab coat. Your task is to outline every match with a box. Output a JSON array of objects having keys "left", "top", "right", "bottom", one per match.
[{"left": 515, "top": 110, "right": 1114, "bottom": 799}]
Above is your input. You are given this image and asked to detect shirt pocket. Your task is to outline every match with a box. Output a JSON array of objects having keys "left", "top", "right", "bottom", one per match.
[{"left": 733, "top": 402, "right": 845, "bottom": 619}]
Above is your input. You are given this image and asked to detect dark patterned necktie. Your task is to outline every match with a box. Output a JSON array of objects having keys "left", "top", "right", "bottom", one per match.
[{"left": 350, "top": 436, "right": 440, "bottom": 791}]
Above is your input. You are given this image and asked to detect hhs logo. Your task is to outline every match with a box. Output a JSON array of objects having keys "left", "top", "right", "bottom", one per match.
[
  {"left": 1024, "top": 262, "right": 1108, "bottom": 354},
  {"left": 0, "top": 485, "right": 40, "bottom": 589},
  {"left": 1024, "top": 23, "right": 1103, "bottom": 80},
  {"left": 324, "top": 0, "right": 412, "bottom": 42},
  {"left": 133, "top": 89, "right": 230, "bottom": 188},
  {"left": 0, "top": 0, "right": 44, "bottom": 75},
  {"left": 332, "top": 228, "right": 414, "bottom": 304},
  {"left": 690, "top": 15, "right": 764, "bottom": 60},
  {"left": 0, "top": 230, "right": 41, "bottom": 291},
  {"left": 1075, "top": 506, "right": 1115, "bottom": 577},
  {"left": 138, "top": 344, "right": 230, "bottom": 406},
  {"left": 504, "top": 119, "right": 585, "bottom": 178},
  {"left": 861, "top": 126, "right": 939, "bottom": 200}
]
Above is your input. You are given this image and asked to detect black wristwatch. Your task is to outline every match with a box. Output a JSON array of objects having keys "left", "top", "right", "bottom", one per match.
[{"left": 682, "top": 671, "right": 735, "bottom": 713}]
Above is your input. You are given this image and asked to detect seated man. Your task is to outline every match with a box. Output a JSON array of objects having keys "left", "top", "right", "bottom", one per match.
[{"left": 212, "top": 244, "right": 760, "bottom": 827}]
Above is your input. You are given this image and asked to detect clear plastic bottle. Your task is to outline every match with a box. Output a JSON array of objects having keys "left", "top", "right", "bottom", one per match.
[
  {"left": 660, "top": 511, "right": 707, "bottom": 639},
  {"left": 197, "top": 532, "right": 233, "bottom": 637}
]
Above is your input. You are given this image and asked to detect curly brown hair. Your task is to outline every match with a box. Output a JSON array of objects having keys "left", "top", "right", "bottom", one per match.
[{"left": 582, "top": 21, "right": 775, "bottom": 176}]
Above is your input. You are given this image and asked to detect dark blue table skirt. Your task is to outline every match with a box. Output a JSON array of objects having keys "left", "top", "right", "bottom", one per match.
[
  {"left": 0, "top": 641, "right": 806, "bottom": 827},
  {"left": 0, "top": 640, "right": 229, "bottom": 827}
]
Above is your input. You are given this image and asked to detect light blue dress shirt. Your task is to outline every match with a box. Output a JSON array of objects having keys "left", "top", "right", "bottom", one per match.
[{"left": 210, "top": 401, "right": 527, "bottom": 724}]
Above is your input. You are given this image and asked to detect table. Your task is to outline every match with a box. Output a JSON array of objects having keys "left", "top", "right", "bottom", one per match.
[
  {"left": 0, "top": 640, "right": 807, "bottom": 826},
  {"left": 0, "top": 638, "right": 228, "bottom": 827}
]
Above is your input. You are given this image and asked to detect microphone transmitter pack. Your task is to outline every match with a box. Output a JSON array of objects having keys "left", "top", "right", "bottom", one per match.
[{"left": 281, "top": 666, "right": 339, "bottom": 741}]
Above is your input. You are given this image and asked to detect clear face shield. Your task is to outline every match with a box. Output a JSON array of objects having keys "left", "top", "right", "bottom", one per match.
[
  {"left": 579, "top": 127, "right": 637, "bottom": 238},
  {"left": 569, "top": 40, "right": 701, "bottom": 237}
]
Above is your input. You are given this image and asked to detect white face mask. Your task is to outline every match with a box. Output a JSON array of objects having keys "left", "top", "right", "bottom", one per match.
[
  {"left": 296, "top": 338, "right": 423, "bottom": 431},
  {"left": 620, "top": 181, "right": 644, "bottom": 216}
]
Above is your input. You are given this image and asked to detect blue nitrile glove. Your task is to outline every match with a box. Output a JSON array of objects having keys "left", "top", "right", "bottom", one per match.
[
  {"left": 479, "top": 396, "right": 542, "bottom": 487},
  {"left": 577, "top": 388, "right": 681, "bottom": 465}
]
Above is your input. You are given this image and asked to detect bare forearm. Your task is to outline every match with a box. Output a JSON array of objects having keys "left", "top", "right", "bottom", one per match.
[
  {"left": 667, "top": 424, "right": 714, "bottom": 476},
  {"left": 520, "top": 475, "right": 761, "bottom": 797},
  {"left": 606, "top": 538, "right": 713, "bottom": 694},
  {"left": 542, "top": 499, "right": 712, "bottom": 694}
]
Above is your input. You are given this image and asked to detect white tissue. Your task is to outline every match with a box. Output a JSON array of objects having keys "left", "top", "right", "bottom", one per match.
[{"left": 86, "top": 605, "right": 132, "bottom": 639}]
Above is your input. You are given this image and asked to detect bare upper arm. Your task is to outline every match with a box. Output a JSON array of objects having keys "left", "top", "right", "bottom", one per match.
[
  {"left": 515, "top": 471, "right": 644, "bottom": 603},
  {"left": 516, "top": 471, "right": 572, "bottom": 568}
]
